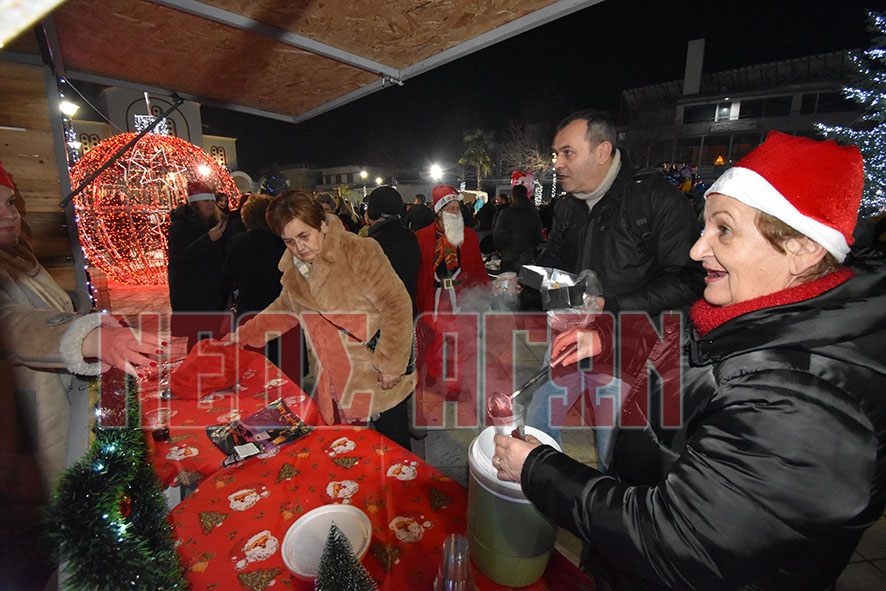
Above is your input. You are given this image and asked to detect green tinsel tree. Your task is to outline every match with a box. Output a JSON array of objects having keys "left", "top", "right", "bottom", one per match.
[
  {"left": 45, "top": 369, "right": 187, "bottom": 590},
  {"left": 314, "top": 523, "right": 377, "bottom": 591},
  {"left": 816, "top": 9, "right": 886, "bottom": 216}
]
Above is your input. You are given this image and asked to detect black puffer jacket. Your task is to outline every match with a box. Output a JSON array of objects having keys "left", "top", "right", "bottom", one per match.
[
  {"left": 166, "top": 204, "right": 227, "bottom": 312},
  {"left": 521, "top": 264, "right": 886, "bottom": 590},
  {"left": 535, "top": 157, "right": 704, "bottom": 314}
]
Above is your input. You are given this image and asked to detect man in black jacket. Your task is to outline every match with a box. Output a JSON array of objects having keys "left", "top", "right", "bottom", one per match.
[
  {"left": 403, "top": 193, "right": 435, "bottom": 232},
  {"left": 492, "top": 184, "right": 543, "bottom": 273},
  {"left": 526, "top": 110, "right": 704, "bottom": 444},
  {"left": 365, "top": 186, "right": 421, "bottom": 450},
  {"left": 536, "top": 110, "right": 704, "bottom": 315}
]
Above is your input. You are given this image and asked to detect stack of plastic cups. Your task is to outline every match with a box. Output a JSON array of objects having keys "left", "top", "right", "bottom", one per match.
[{"left": 433, "top": 534, "right": 475, "bottom": 591}]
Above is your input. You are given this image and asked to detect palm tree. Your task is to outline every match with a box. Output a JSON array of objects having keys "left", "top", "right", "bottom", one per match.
[{"left": 459, "top": 129, "right": 496, "bottom": 189}]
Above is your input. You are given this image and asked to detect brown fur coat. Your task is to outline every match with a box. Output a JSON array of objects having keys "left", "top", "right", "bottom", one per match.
[{"left": 236, "top": 216, "right": 415, "bottom": 423}]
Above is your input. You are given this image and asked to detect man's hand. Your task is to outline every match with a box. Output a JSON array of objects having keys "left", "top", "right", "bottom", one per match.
[
  {"left": 551, "top": 326, "right": 602, "bottom": 367},
  {"left": 208, "top": 217, "right": 228, "bottom": 241},
  {"left": 492, "top": 433, "right": 542, "bottom": 482}
]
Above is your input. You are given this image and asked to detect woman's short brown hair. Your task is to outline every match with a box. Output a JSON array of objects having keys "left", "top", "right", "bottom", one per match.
[
  {"left": 240, "top": 194, "right": 272, "bottom": 231},
  {"left": 755, "top": 211, "right": 842, "bottom": 280},
  {"left": 266, "top": 190, "right": 326, "bottom": 236}
]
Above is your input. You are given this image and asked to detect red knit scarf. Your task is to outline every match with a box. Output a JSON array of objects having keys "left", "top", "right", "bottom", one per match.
[
  {"left": 690, "top": 268, "right": 855, "bottom": 336},
  {"left": 434, "top": 225, "right": 460, "bottom": 271}
]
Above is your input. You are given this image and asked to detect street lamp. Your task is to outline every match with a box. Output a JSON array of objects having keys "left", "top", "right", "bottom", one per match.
[
  {"left": 375, "top": 176, "right": 383, "bottom": 186},
  {"left": 430, "top": 164, "right": 442, "bottom": 181}
]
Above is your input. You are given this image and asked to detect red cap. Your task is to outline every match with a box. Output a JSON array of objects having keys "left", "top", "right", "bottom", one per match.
[{"left": 432, "top": 185, "right": 461, "bottom": 213}]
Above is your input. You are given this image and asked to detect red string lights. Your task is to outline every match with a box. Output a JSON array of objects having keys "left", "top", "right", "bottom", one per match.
[{"left": 71, "top": 133, "right": 239, "bottom": 285}]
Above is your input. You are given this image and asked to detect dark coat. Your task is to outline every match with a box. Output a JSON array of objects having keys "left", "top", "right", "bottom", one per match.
[
  {"left": 475, "top": 199, "right": 496, "bottom": 231},
  {"left": 404, "top": 203, "right": 435, "bottom": 232},
  {"left": 167, "top": 203, "right": 228, "bottom": 312},
  {"left": 492, "top": 195, "right": 543, "bottom": 272},
  {"left": 522, "top": 266, "right": 886, "bottom": 590},
  {"left": 367, "top": 216, "right": 421, "bottom": 316},
  {"left": 535, "top": 156, "right": 704, "bottom": 314},
  {"left": 224, "top": 229, "right": 285, "bottom": 315}
]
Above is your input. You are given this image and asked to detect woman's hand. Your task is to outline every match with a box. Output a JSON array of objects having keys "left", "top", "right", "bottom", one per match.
[
  {"left": 81, "top": 319, "right": 161, "bottom": 377},
  {"left": 208, "top": 216, "right": 228, "bottom": 241},
  {"left": 492, "top": 433, "right": 542, "bottom": 482},
  {"left": 378, "top": 371, "right": 402, "bottom": 390},
  {"left": 551, "top": 326, "right": 602, "bottom": 367}
]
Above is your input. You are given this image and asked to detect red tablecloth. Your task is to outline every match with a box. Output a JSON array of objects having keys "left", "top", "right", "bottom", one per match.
[
  {"left": 136, "top": 348, "right": 322, "bottom": 488},
  {"left": 168, "top": 426, "right": 594, "bottom": 591}
]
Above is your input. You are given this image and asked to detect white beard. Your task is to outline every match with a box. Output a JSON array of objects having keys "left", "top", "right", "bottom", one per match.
[{"left": 441, "top": 211, "right": 465, "bottom": 247}]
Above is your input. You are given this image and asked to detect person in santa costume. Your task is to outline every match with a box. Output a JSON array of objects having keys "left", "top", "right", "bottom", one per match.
[
  {"left": 493, "top": 131, "right": 886, "bottom": 590},
  {"left": 414, "top": 185, "right": 489, "bottom": 390}
]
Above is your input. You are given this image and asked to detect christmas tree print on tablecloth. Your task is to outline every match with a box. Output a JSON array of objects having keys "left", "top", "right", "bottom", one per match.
[{"left": 198, "top": 510, "right": 229, "bottom": 534}]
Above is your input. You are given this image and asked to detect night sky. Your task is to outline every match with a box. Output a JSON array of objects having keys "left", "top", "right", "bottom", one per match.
[{"left": 199, "top": 0, "right": 877, "bottom": 177}]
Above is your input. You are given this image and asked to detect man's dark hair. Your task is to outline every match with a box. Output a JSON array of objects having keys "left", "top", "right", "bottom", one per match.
[
  {"left": 512, "top": 184, "right": 529, "bottom": 201},
  {"left": 557, "top": 109, "right": 617, "bottom": 156},
  {"left": 414, "top": 193, "right": 426, "bottom": 204}
]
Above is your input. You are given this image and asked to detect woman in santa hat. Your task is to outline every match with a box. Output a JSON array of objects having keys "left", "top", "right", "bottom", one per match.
[{"left": 492, "top": 131, "right": 886, "bottom": 590}]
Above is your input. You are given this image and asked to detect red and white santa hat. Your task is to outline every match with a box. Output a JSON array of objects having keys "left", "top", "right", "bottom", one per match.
[
  {"left": 186, "top": 180, "right": 215, "bottom": 203},
  {"left": 705, "top": 130, "right": 864, "bottom": 262},
  {"left": 0, "top": 160, "right": 14, "bottom": 191},
  {"left": 432, "top": 185, "right": 462, "bottom": 213}
]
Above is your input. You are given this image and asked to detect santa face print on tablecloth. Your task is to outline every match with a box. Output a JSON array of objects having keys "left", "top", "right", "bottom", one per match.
[
  {"left": 327, "top": 436, "right": 356, "bottom": 456},
  {"left": 386, "top": 461, "right": 419, "bottom": 481},
  {"left": 166, "top": 444, "right": 199, "bottom": 461},
  {"left": 325, "top": 479, "right": 359, "bottom": 504},
  {"left": 389, "top": 514, "right": 434, "bottom": 543},
  {"left": 230, "top": 529, "right": 279, "bottom": 570},
  {"left": 227, "top": 484, "right": 270, "bottom": 511}
]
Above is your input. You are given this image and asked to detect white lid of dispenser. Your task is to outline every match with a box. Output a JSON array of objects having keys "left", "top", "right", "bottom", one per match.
[{"left": 468, "top": 426, "right": 561, "bottom": 501}]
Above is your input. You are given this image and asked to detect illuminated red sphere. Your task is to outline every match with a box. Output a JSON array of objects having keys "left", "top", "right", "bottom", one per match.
[{"left": 71, "top": 133, "right": 239, "bottom": 285}]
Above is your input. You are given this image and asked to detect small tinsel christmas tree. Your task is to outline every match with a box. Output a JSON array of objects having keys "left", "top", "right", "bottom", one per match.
[
  {"left": 45, "top": 370, "right": 186, "bottom": 590},
  {"left": 314, "top": 523, "right": 378, "bottom": 591},
  {"left": 817, "top": 9, "right": 886, "bottom": 216}
]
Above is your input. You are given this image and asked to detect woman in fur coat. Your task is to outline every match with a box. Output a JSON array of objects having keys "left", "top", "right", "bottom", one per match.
[{"left": 234, "top": 191, "right": 415, "bottom": 440}]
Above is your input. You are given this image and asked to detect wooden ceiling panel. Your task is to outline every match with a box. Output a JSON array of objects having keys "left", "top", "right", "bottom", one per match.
[
  {"left": 203, "top": 0, "right": 561, "bottom": 69},
  {"left": 52, "top": 0, "right": 378, "bottom": 118}
]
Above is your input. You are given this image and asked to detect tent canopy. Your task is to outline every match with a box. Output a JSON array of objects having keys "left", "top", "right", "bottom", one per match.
[{"left": 8, "top": 0, "right": 602, "bottom": 124}]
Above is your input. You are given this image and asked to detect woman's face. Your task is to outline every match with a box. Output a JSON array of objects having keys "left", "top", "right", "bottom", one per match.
[
  {"left": 281, "top": 216, "right": 327, "bottom": 263},
  {"left": 0, "top": 185, "right": 21, "bottom": 248},
  {"left": 689, "top": 193, "right": 796, "bottom": 307}
]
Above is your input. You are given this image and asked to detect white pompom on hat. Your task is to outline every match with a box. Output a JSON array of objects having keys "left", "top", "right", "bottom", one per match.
[
  {"left": 705, "top": 130, "right": 864, "bottom": 262},
  {"left": 432, "top": 185, "right": 462, "bottom": 213},
  {"left": 186, "top": 180, "right": 215, "bottom": 203}
]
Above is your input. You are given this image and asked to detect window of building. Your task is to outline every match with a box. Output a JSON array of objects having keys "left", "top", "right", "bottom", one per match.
[
  {"left": 763, "top": 96, "right": 792, "bottom": 117},
  {"left": 739, "top": 99, "right": 764, "bottom": 119},
  {"left": 815, "top": 91, "right": 855, "bottom": 113},
  {"left": 683, "top": 104, "right": 717, "bottom": 124}
]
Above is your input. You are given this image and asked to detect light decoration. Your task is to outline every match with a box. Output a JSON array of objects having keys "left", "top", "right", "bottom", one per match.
[
  {"left": 60, "top": 94, "right": 81, "bottom": 166},
  {"left": 533, "top": 179, "right": 544, "bottom": 206},
  {"left": 70, "top": 133, "right": 239, "bottom": 285},
  {"left": 816, "top": 9, "right": 886, "bottom": 216},
  {"left": 134, "top": 114, "right": 169, "bottom": 136}
]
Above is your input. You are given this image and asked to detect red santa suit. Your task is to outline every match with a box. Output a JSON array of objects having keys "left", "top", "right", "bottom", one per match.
[{"left": 414, "top": 186, "right": 489, "bottom": 383}]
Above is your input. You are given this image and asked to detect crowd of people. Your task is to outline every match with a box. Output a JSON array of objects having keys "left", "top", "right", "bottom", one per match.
[{"left": 2, "top": 106, "right": 886, "bottom": 590}]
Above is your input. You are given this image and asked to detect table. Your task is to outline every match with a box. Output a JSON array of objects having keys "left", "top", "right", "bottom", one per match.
[
  {"left": 136, "top": 348, "right": 322, "bottom": 488},
  {"left": 168, "top": 426, "right": 595, "bottom": 591}
]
